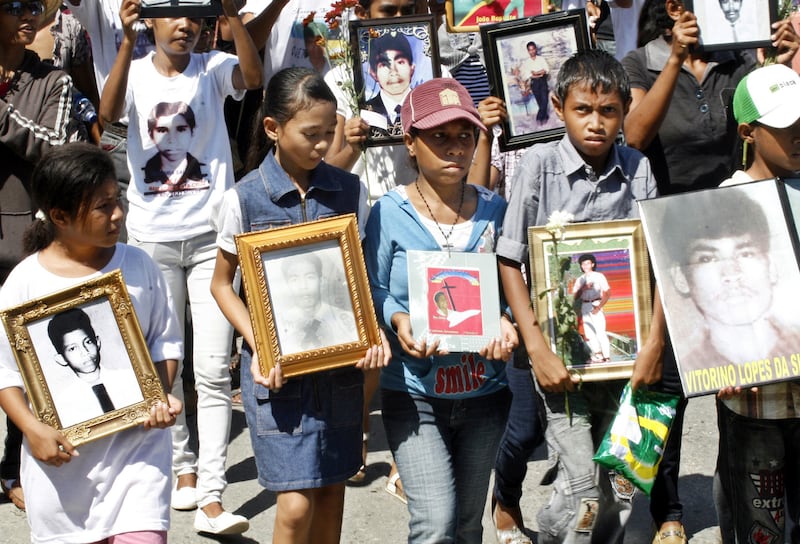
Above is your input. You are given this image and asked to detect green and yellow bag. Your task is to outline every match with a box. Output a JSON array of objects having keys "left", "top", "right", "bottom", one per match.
[{"left": 593, "top": 382, "right": 680, "bottom": 495}]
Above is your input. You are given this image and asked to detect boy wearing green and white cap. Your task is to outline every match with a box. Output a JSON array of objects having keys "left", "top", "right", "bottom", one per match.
[{"left": 715, "top": 62, "right": 800, "bottom": 544}]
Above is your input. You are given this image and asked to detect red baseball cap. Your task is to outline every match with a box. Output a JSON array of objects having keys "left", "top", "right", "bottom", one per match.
[{"left": 400, "top": 79, "right": 486, "bottom": 133}]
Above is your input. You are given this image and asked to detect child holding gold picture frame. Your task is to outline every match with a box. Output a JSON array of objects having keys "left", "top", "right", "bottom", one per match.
[
  {"left": 210, "top": 67, "right": 389, "bottom": 544},
  {"left": 0, "top": 143, "right": 182, "bottom": 544}
]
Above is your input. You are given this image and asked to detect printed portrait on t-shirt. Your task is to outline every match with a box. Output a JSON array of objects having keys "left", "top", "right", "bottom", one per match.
[{"left": 141, "top": 101, "right": 211, "bottom": 196}]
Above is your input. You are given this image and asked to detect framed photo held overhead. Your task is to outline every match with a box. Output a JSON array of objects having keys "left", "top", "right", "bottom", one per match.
[
  {"left": 639, "top": 179, "right": 800, "bottom": 397},
  {"left": 445, "top": 0, "right": 552, "bottom": 33},
  {"left": 0, "top": 271, "right": 168, "bottom": 447},
  {"left": 235, "top": 214, "right": 381, "bottom": 378},
  {"left": 407, "top": 250, "right": 502, "bottom": 353},
  {"left": 481, "top": 9, "right": 591, "bottom": 151},
  {"left": 139, "top": 0, "right": 224, "bottom": 18},
  {"left": 685, "top": 0, "right": 777, "bottom": 52},
  {"left": 350, "top": 15, "right": 440, "bottom": 147},
  {"left": 528, "top": 219, "right": 652, "bottom": 381}
]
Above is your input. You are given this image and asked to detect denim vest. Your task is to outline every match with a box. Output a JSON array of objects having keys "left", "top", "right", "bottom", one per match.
[{"left": 235, "top": 150, "right": 361, "bottom": 232}]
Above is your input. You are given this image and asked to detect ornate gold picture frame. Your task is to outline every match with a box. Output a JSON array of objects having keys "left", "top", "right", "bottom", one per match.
[
  {"left": 0, "top": 271, "right": 167, "bottom": 447},
  {"left": 235, "top": 214, "right": 380, "bottom": 378}
]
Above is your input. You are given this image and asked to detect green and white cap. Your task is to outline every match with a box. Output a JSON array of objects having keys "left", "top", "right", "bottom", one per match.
[{"left": 733, "top": 64, "right": 800, "bottom": 128}]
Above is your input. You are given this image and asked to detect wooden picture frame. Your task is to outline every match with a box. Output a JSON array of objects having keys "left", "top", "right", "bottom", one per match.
[
  {"left": 685, "top": 0, "right": 777, "bottom": 52},
  {"left": 406, "top": 250, "right": 502, "bottom": 353},
  {"left": 140, "top": 0, "right": 224, "bottom": 18},
  {"left": 235, "top": 214, "right": 381, "bottom": 378},
  {"left": 445, "top": 0, "right": 551, "bottom": 33},
  {"left": 528, "top": 219, "right": 652, "bottom": 381},
  {"left": 640, "top": 180, "right": 800, "bottom": 397},
  {"left": 351, "top": 15, "right": 440, "bottom": 147},
  {"left": 481, "top": 9, "right": 591, "bottom": 151},
  {"left": 0, "top": 271, "right": 167, "bottom": 447}
]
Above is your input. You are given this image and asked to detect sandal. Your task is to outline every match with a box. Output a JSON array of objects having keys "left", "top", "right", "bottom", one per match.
[
  {"left": 652, "top": 523, "right": 687, "bottom": 544},
  {"left": 385, "top": 471, "right": 407, "bottom": 504},
  {"left": 1, "top": 479, "right": 25, "bottom": 511},
  {"left": 492, "top": 498, "right": 531, "bottom": 544},
  {"left": 347, "top": 433, "right": 369, "bottom": 485}
]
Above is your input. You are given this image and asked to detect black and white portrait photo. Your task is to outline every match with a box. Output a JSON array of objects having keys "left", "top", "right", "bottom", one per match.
[
  {"left": 688, "top": 0, "right": 775, "bottom": 51},
  {"left": 640, "top": 181, "right": 800, "bottom": 396},
  {"left": 27, "top": 300, "right": 144, "bottom": 427},
  {"left": 262, "top": 241, "right": 359, "bottom": 355}
]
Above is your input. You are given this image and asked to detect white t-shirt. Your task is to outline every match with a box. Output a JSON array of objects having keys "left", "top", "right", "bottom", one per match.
[
  {"left": 68, "top": 0, "right": 155, "bottom": 95},
  {"left": 324, "top": 64, "right": 452, "bottom": 203},
  {"left": 124, "top": 51, "right": 244, "bottom": 242},
  {"left": 609, "top": 0, "right": 644, "bottom": 61},
  {"left": 0, "top": 244, "right": 182, "bottom": 543}
]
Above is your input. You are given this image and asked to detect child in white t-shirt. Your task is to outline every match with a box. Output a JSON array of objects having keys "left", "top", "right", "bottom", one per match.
[{"left": 0, "top": 143, "right": 182, "bottom": 544}]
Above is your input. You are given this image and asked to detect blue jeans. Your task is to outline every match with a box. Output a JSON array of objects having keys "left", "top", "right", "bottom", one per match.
[
  {"left": 715, "top": 400, "right": 800, "bottom": 544},
  {"left": 493, "top": 357, "right": 545, "bottom": 508},
  {"left": 382, "top": 388, "right": 511, "bottom": 544},
  {"left": 537, "top": 380, "right": 632, "bottom": 544}
]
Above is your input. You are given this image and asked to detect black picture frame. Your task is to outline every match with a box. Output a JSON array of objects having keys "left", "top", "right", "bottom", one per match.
[
  {"left": 481, "top": 9, "right": 590, "bottom": 152},
  {"left": 140, "top": 0, "right": 224, "bottom": 18},
  {"left": 685, "top": 0, "right": 777, "bottom": 52},
  {"left": 350, "top": 15, "right": 441, "bottom": 147}
]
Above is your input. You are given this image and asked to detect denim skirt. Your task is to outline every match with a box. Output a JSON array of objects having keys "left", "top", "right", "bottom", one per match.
[{"left": 240, "top": 347, "right": 364, "bottom": 491}]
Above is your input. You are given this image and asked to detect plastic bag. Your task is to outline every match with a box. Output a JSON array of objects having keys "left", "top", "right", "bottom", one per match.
[{"left": 592, "top": 382, "right": 680, "bottom": 495}]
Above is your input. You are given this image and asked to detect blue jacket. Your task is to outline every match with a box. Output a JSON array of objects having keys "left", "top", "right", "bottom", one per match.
[{"left": 364, "top": 185, "right": 508, "bottom": 398}]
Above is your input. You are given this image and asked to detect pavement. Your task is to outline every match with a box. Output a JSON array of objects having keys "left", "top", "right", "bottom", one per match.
[{"left": 0, "top": 394, "right": 724, "bottom": 544}]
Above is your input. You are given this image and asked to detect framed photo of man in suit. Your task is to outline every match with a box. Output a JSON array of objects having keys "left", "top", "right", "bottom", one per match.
[{"left": 351, "top": 15, "right": 441, "bottom": 146}]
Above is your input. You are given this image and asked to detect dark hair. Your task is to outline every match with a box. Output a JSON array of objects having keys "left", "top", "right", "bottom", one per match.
[
  {"left": 577, "top": 254, "right": 597, "bottom": 268},
  {"left": 245, "top": 67, "right": 337, "bottom": 170},
  {"left": 637, "top": 0, "right": 675, "bottom": 48},
  {"left": 147, "top": 101, "right": 197, "bottom": 135},
  {"left": 47, "top": 307, "right": 96, "bottom": 356},
  {"left": 23, "top": 143, "right": 117, "bottom": 255},
  {"left": 555, "top": 49, "right": 631, "bottom": 106},
  {"left": 526, "top": 41, "right": 538, "bottom": 50},
  {"left": 282, "top": 253, "right": 323, "bottom": 279},
  {"left": 369, "top": 32, "right": 413, "bottom": 72},
  {"left": 661, "top": 188, "right": 770, "bottom": 266}
]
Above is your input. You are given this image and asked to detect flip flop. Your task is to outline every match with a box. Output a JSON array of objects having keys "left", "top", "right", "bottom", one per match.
[{"left": 385, "top": 472, "right": 407, "bottom": 504}]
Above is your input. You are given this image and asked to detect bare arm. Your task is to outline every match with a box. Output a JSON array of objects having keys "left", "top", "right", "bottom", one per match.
[
  {"left": 98, "top": 0, "right": 139, "bottom": 124},
  {"left": 244, "top": 0, "right": 291, "bottom": 52},
  {"left": 223, "top": 0, "right": 263, "bottom": 90},
  {"left": 467, "top": 97, "right": 506, "bottom": 189},
  {"left": 630, "top": 285, "right": 666, "bottom": 390},
  {"left": 623, "top": 10, "right": 698, "bottom": 150},
  {"left": 499, "top": 257, "right": 577, "bottom": 392},
  {"left": 325, "top": 115, "right": 368, "bottom": 170},
  {"left": 0, "top": 387, "right": 77, "bottom": 464}
]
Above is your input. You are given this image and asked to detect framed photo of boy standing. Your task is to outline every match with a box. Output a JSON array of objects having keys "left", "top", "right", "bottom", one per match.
[
  {"left": 481, "top": 9, "right": 590, "bottom": 151},
  {"left": 528, "top": 219, "right": 652, "bottom": 381},
  {"left": 350, "top": 15, "right": 440, "bottom": 147},
  {"left": 0, "top": 271, "right": 167, "bottom": 447}
]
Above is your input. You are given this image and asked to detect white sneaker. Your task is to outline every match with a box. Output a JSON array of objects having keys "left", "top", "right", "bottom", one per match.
[
  {"left": 194, "top": 509, "right": 250, "bottom": 535},
  {"left": 170, "top": 485, "right": 197, "bottom": 511}
]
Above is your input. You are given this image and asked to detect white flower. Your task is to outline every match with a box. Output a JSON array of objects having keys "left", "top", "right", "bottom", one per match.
[{"left": 545, "top": 211, "right": 574, "bottom": 240}]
